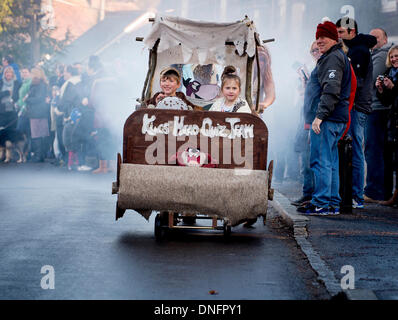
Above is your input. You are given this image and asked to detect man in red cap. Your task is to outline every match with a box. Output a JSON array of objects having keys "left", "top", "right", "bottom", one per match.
[{"left": 298, "top": 21, "right": 352, "bottom": 216}]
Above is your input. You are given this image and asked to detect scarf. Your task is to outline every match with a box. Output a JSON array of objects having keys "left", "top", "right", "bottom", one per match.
[
  {"left": 211, "top": 97, "right": 250, "bottom": 113},
  {"left": 389, "top": 67, "right": 398, "bottom": 82},
  {"left": 2, "top": 78, "right": 14, "bottom": 93},
  {"left": 60, "top": 75, "right": 81, "bottom": 98}
]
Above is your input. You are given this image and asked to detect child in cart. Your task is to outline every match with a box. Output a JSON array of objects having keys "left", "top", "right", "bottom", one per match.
[
  {"left": 209, "top": 66, "right": 252, "bottom": 114},
  {"left": 210, "top": 66, "right": 256, "bottom": 227},
  {"left": 146, "top": 67, "right": 201, "bottom": 110},
  {"left": 146, "top": 67, "right": 199, "bottom": 225}
]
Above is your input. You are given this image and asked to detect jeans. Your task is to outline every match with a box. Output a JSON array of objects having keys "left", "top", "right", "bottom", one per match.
[
  {"left": 310, "top": 120, "right": 345, "bottom": 208},
  {"left": 364, "top": 110, "right": 393, "bottom": 200},
  {"left": 348, "top": 110, "right": 367, "bottom": 203}
]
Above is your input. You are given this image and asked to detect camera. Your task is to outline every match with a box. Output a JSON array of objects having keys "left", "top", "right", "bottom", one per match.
[{"left": 377, "top": 75, "right": 385, "bottom": 81}]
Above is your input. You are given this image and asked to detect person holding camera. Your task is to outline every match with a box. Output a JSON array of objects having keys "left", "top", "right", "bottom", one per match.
[
  {"left": 376, "top": 45, "right": 398, "bottom": 206},
  {"left": 364, "top": 29, "right": 395, "bottom": 203}
]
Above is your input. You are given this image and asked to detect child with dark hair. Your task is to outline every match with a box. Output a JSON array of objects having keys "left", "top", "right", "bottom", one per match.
[{"left": 209, "top": 66, "right": 252, "bottom": 113}]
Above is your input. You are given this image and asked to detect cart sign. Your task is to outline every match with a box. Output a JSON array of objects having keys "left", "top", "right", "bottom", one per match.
[
  {"left": 142, "top": 113, "right": 254, "bottom": 139},
  {"left": 123, "top": 109, "right": 268, "bottom": 170}
]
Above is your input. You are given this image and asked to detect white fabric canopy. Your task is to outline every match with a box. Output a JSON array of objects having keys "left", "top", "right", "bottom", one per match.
[
  {"left": 144, "top": 15, "right": 257, "bottom": 65},
  {"left": 152, "top": 46, "right": 249, "bottom": 99}
]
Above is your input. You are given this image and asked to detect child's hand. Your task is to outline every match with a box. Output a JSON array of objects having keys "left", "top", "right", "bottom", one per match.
[{"left": 156, "top": 93, "right": 166, "bottom": 104}]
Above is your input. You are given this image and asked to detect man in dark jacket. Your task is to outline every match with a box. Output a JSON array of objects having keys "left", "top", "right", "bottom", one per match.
[
  {"left": 364, "top": 28, "right": 395, "bottom": 202},
  {"left": 298, "top": 21, "right": 351, "bottom": 216},
  {"left": 336, "top": 17, "right": 377, "bottom": 209}
]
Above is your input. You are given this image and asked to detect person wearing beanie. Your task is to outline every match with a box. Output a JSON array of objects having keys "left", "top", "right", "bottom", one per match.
[
  {"left": 316, "top": 21, "right": 339, "bottom": 42},
  {"left": 298, "top": 21, "right": 352, "bottom": 216},
  {"left": 336, "top": 17, "right": 377, "bottom": 209}
]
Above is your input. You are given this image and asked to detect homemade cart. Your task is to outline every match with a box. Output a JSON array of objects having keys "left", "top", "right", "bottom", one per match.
[{"left": 112, "top": 15, "right": 274, "bottom": 240}]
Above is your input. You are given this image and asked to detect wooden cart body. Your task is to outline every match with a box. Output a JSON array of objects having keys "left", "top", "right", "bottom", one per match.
[{"left": 112, "top": 109, "right": 273, "bottom": 237}]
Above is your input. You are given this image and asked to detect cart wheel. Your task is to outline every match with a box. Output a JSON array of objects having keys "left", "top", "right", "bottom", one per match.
[
  {"left": 223, "top": 223, "right": 231, "bottom": 238},
  {"left": 115, "top": 201, "right": 126, "bottom": 221},
  {"left": 154, "top": 213, "right": 167, "bottom": 241}
]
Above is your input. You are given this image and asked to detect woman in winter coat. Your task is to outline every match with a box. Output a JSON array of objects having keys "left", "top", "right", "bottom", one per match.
[
  {"left": 0, "top": 66, "right": 21, "bottom": 162},
  {"left": 0, "top": 66, "right": 21, "bottom": 129},
  {"left": 25, "top": 67, "right": 50, "bottom": 162},
  {"left": 376, "top": 45, "right": 398, "bottom": 206}
]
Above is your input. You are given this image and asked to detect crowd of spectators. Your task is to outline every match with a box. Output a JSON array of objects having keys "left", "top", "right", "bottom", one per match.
[
  {"left": 0, "top": 54, "right": 120, "bottom": 173},
  {"left": 289, "top": 17, "right": 397, "bottom": 211},
  {"left": 1, "top": 17, "right": 397, "bottom": 209}
]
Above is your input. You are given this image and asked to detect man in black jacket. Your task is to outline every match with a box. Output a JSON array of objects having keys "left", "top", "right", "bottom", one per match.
[{"left": 336, "top": 17, "right": 377, "bottom": 209}]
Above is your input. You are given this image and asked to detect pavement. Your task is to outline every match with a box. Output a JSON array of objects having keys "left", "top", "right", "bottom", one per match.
[{"left": 270, "top": 178, "right": 398, "bottom": 300}]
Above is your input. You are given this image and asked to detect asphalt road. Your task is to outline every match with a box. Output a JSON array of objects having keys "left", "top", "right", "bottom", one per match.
[
  {"left": 0, "top": 163, "right": 329, "bottom": 300},
  {"left": 276, "top": 179, "right": 398, "bottom": 300}
]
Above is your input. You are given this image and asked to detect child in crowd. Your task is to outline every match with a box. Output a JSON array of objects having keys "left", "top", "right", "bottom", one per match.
[
  {"left": 63, "top": 107, "right": 81, "bottom": 170},
  {"left": 209, "top": 66, "right": 252, "bottom": 113},
  {"left": 63, "top": 98, "right": 95, "bottom": 171},
  {"left": 146, "top": 67, "right": 200, "bottom": 110}
]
